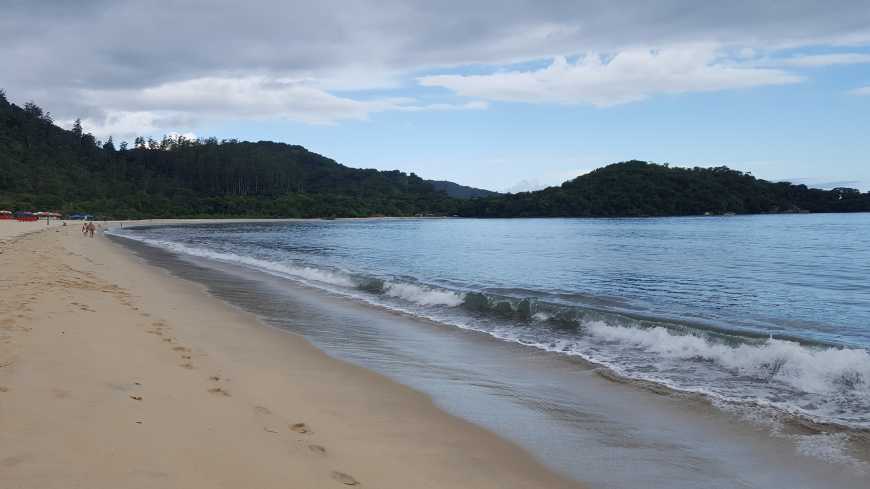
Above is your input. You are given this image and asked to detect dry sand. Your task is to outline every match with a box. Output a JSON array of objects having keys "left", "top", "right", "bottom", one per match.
[
  {"left": 0, "top": 222, "right": 582, "bottom": 489},
  {"left": 0, "top": 219, "right": 61, "bottom": 241}
]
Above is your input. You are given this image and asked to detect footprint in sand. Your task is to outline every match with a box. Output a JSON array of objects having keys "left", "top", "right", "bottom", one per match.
[
  {"left": 290, "top": 423, "right": 311, "bottom": 434},
  {"left": 1, "top": 453, "right": 35, "bottom": 467},
  {"left": 172, "top": 346, "right": 189, "bottom": 353},
  {"left": 130, "top": 395, "right": 143, "bottom": 401},
  {"left": 254, "top": 405, "right": 272, "bottom": 415},
  {"left": 308, "top": 444, "right": 327, "bottom": 455},
  {"left": 69, "top": 302, "right": 95, "bottom": 312},
  {"left": 0, "top": 386, "right": 9, "bottom": 393},
  {"left": 180, "top": 362, "right": 195, "bottom": 370},
  {"left": 208, "top": 387, "right": 230, "bottom": 397},
  {"left": 52, "top": 388, "right": 71, "bottom": 399},
  {"left": 330, "top": 471, "right": 360, "bottom": 486}
]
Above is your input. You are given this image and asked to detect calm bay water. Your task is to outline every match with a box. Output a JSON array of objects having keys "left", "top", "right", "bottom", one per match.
[{"left": 111, "top": 214, "right": 870, "bottom": 430}]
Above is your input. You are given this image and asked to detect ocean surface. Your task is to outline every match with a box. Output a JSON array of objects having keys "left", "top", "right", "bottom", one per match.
[{"left": 109, "top": 214, "right": 870, "bottom": 487}]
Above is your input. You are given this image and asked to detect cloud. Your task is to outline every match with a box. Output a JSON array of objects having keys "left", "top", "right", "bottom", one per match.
[
  {"left": 66, "top": 76, "right": 485, "bottom": 139},
  {"left": 86, "top": 77, "right": 411, "bottom": 124},
  {"left": 850, "top": 86, "right": 870, "bottom": 96},
  {"left": 420, "top": 46, "right": 802, "bottom": 106},
  {"left": 2, "top": 1, "right": 869, "bottom": 133},
  {"left": 778, "top": 178, "right": 863, "bottom": 189},
  {"left": 777, "top": 53, "right": 870, "bottom": 67},
  {"left": 505, "top": 179, "right": 545, "bottom": 193},
  {"left": 395, "top": 101, "right": 489, "bottom": 112},
  {"left": 57, "top": 111, "right": 203, "bottom": 143},
  {"left": 4, "top": 1, "right": 869, "bottom": 97}
]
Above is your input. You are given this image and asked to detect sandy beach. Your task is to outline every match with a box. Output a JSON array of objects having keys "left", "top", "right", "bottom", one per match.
[
  {"left": 0, "top": 222, "right": 581, "bottom": 489},
  {"left": 0, "top": 219, "right": 58, "bottom": 241}
]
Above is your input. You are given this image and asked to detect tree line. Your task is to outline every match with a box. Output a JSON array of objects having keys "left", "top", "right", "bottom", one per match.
[
  {"left": 457, "top": 161, "right": 870, "bottom": 217},
  {"left": 0, "top": 93, "right": 456, "bottom": 218},
  {"left": 2, "top": 91, "right": 869, "bottom": 219}
]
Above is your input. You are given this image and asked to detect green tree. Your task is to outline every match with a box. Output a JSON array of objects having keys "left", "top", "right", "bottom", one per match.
[{"left": 72, "top": 118, "right": 83, "bottom": 138}]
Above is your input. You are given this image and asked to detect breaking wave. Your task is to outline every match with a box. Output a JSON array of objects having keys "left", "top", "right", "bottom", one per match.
[
  {"left": 123, "top": 236, "right": 358, "bottom": 288},
  {"left": 583, "top": 321, "right": 870, "bottom": 403},
  {"left": 383, "top": 282, "right": 465, "bottom": 307},
  {"left": 109, "top": 226, "right": 870, "bottom": 429},
  {"left": 110, "top": 231, "right": 466, "bottom": 308}
]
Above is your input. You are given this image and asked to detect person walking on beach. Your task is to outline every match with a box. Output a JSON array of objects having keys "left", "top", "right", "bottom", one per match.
[
  {"left": 87, "top": 222, "right": 96, "bottom": 238},
  {"left": 82, "top": 221, "right": 88, "bottom": 235}
]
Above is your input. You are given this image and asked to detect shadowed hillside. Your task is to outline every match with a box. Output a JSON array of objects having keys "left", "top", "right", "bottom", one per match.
[
  {"left": 428, "top": 180, "right": 499, "bottom": 199},
  {"left": 2, "top": 91, "right": 868, "bottom": 219},
  {"left": 458, "top": 161, "right": 870, "bottom": 217},
  {"left": 0, "top": 92, "right": 456, "bottom": 218}
]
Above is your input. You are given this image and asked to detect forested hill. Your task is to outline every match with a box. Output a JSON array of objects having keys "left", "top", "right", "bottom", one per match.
[
  {"left": 428, "top": 180, "right": 499, "bottom": 199},
  {"left": 459, "top": 161, "right": 870, "bottom": 217},
  {"left": 2, "top": 90, "right": 869, "bottom": 219},
  {"left": 0, "top": 93, "right": 456, "bottom": 218}
]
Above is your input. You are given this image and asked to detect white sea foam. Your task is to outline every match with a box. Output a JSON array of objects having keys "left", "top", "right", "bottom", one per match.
[
  {"left": 383, "top": 281, "right": 465, "bottom": 307},
  {"left": 584, "top": 321, "right": 870, "bottom": 397},
  {"left": 792, "top": 433, "right": 867, "bottom": 470},
  {"left": 114, "top": 230, "right": 465, "bottom": 306},
  {"left": 117, "top": 234, "right": 357, "bottom": 289},
  {"left": 109, "top": 227, "right": 870, "bottom": 429}
]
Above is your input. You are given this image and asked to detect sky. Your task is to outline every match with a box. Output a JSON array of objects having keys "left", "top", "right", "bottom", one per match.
[{"left": 2, "top": 0, "right": 869, "bottom": 192}]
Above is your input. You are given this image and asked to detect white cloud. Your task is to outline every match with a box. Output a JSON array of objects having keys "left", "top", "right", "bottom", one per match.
[
  {"left": 71, "top": 76, "right": 486, "bottom": 139},
  {"left": 59, "top": 111, "right": 183, "bottom": 142},
  {"left": 166, "top": 131, "right": 198, "bottom": 141},
  {"left": 850, "top": 85, "right": 870, "bottom": 96},
  {"left": 420, "top": 45, "right": 802, "bottom": 106},
  {"left": 85, "top": 77, "right": 410, "bottom": 124},
  {"left": 505, "top": 179, "right": 544, "bottom": 193},
  {"left": 0, "top": 0, "right": 868, "bottom": 137},
  {"left": 396, "top": 101, "right": 489, "bottom": 112},
  {"left": 778, "top": 53, "right": 870, "bottom": 67},
  {"left": 5, "top": 1, "right": 868, "bottom": 140}
]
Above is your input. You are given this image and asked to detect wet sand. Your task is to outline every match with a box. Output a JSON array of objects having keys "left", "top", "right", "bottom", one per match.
[
  {"left": 117, "top": 230, "right": 868, "bottom": 489},
  {"left": 117, "top": 229, "right": 870, "bottom": 489},
  {"left": 0, "top": 224, "right": 580, "bottom": 489}
]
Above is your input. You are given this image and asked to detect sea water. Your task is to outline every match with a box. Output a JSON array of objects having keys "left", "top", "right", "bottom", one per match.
[{"left": 109, "top": 214, "right": 870, "bottom": 487}]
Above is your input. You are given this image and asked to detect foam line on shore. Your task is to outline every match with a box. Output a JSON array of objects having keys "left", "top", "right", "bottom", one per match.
[{"left": 0, "top": 224, "right": 581, "bottom": 489}]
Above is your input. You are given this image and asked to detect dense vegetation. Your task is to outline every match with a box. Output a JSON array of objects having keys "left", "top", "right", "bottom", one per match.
[
  {"left": 458, "top": 161, "right": 870, "bottom": 217},
  {"left": 428, "top": 180, "right": 499, "bottom": 199},
  {"left": 0, "top": 92, "right": 457, "bottom": 218},
  {"left": 2, "top": 90, "right": 869, "bottom": 219}
]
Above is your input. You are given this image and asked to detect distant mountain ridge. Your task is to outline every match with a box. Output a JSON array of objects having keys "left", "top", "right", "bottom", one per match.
[
  {"left": 0, "top": 92, "right": 457, "bottom": 217},
  {"left": 426, "top": 180, "right": 499, "bottom": 199},
  {"left": 457, "top": 160, "right": 870, "bottom": 217},
  {"left": 2, "top": 90, "right": 869, "bottom": 218}
]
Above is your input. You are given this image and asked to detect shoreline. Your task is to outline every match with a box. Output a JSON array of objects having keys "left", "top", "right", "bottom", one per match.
[
  {"left": 0, "top": 223, "right": 582, "bottom": 488},
  {"left": 106, "top": 220, "right": 870, "bottom": 432},
  {"left": 106, "top": 220, "right": 870, "bottom": 488},
  {"left": 115, "top": 220, "right": 865, "bottom": 349}
]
